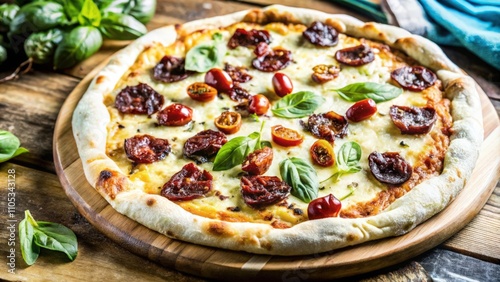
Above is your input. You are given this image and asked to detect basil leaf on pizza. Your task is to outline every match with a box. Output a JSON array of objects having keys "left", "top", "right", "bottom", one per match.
[
  {"left": 334, "top": 82, "right": 402, "bottom": 103},
  {"left": 272, "top": 91, "right": 325, "bottom": 118},
  {"left": 213, "top": 132, "right": 259, "bottom": 171},
  {"left": 185, "top": 32, "right": 225, "bottom": 72},
  {"left": 323, "top": 141, "right": 362, "bottom": 183},
  {"left": 279, "top": 157, "right": 319, "bottom": 203}
]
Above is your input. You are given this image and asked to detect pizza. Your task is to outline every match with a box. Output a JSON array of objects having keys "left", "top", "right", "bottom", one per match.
[{"left": 72, "top": 5, "right": 483, "bottom": 255}]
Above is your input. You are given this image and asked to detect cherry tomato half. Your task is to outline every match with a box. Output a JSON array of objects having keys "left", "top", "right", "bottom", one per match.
[
  {"left": 205, "top": 68, "right": 233, "bottom": 92},
  {"left": 346, "top": 98, "right": 377, "bottom": 122},
  {"left": 214, "top": 111, "right": 242, "bottom": 134},
  {"left": 271, "top": 125, "right": 304, "bottom": 147},
  {"left": 157, "top": 104, "right": 193, "bottom": 126},
  {"left": 187, "top": 82, "right": 217, "bottom": 102},
  {"left": 307, "top": 194, "right": 342, "bottom": 220},
  {"left": 272, "top": 72, "right": 293, "bottom": 97},
  {"left": 248, "top": 94, "right": 270, "bottom": 115},
  {"left": 310, "top": 139, "right": 335, "bottom": 167}
]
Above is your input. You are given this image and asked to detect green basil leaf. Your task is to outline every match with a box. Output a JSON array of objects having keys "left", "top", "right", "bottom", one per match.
[
  {"left": 78, "top": 0, "right": 101, "bottom": 27},
  {"left": 185, "top": 41, "right": 224, "bottom": 73},
  {"left": 337, "top": 141, "right": 362, "bottom": 169},
  {"left": 272, "top": 91, "right": 325, "bottom": 118},
  {"left": 24, "top": 28, "right": 64, "bottom": 64},
  {"left": 95, "top": 0, "right": 128, "bottom": 14},
  {"left": 19, "top": 210, "right": 40, "bottom": 266},
  {"left": 213, "top": 135, "right": 255, "bottom": 171},
  {"left": 125, "top": 0, "right": 156, "bottom": 24},
  {"left": 33, "top": 221, "right": 78, "bottom": 261},
  {"left": 0, "top": 3, "right": 19, "bottom": 27},
  {"left": 260, "top": 140, "right": 273, "bottom": 149},
  {"left": 334, "top": 82, "right": 402, "bottom": 103},
  {"left": 9, "top": 2, "right": 68, "bottom": 35},
  {"left": 98, "top": 12, "right": 147, "bottom": 40},
  {"left": 61, "top": 0, "right": 84, "bottom": 21},
  {"left": 279, "top": 157, "right": 319, "bottom": 203},
  {"left": 54, "top": 25, "right": 102, "bottom": 69},
  {"left": 0, "top": 130, "right": 29, "bottom": 162},
  {"left": 0, "top": 45, "right": 6, "bottom": 64}
]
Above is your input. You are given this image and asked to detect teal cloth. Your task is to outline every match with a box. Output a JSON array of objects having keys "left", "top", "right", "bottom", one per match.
[{"left": 332, "top": 0, "right": 500, "bottom": 70}]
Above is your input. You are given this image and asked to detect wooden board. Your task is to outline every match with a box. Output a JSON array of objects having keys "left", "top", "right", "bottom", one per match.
[{"left": 53, "top": 63, "right": 500, "bottom": 281}]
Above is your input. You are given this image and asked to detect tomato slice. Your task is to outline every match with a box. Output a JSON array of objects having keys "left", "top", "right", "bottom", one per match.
[
  {"left": 214, "top": 111, "right": 242, "bottom": 134},
  {"left": 248, "top": 94, "right": 270, "bottom": 116},
  {"left": 187, "top": 82, "right": 217, "bottom": 102},
  {"left": 307, "top": 194, "right": 342, "bottom": 220},
  {"left": 271, "top": 125, "right": 304, "bottom": 147},
  {"left": 310, "top": 139, "right": 334, "bottom": 167}
]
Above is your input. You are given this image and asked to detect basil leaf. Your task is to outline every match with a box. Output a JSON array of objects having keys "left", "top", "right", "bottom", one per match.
[
  {"left": 0, "top": 3, "right": 19, "bottom": 27},
  {"left": 337, "top": 141, "right": 362, "bottom": 169},
  {"left": 33, "top": 221, "right": 78, "bottom": 261},
  {"left": 95, "top": 0, "right": 128, "bottom": 14},
  {"left": 185, "top": 33, "right": 225, "bottom": 73},
  {"left": 334, "top": 82, "right": 402, "bottom": 103},
  {"left": 9, "top": 2, "right": 68, "bottom": 35},
  {"left": 78, "top": 0, "right": 101, "bottom": 27},
  {"left": 213, "top": 135, "right": 258, "bottom": 171},
  {"left": 272, "top": 91, "right": 325, "bottom": 118},
  {"left": 54, "top": 25, "right": 102, "bottom": 69},
  {"left": 0, "top": 130, "right": 29, "bottom": 162},
  {"left": 24, "top": 28, "right": 64, "bottom": 64},
  {"left": 0, "top": 45, "right": 6, "bottom": 64},
  {"left": 125, "top": 0, "right": 156, "bottom": 24},
  {"left": 19, "top": 211, "right": 40, "bottom": 266},
  {"left": 99, "top": 12, "right": 147, "bottom": 40},
  {"left": 61, "top": 0, "right": 84, "bottom": 21},
  {"left": 279, "top": 157, "right": 319, "bottom": 203}
]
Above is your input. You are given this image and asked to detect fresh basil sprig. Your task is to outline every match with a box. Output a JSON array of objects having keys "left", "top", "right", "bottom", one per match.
[
  {"left": 334, "top": 82, "right": 402, "bottom": 103},
  {"left": 78, "top": 0, "right": 101, "bottom": 27},
  {"left": 20, "top": 210, "right": 78, "bottom": 265},
  {"left": 213, "top": 122, "right": 267, "bottom": 171},
  {"left": 0, "top": 130, "right": 28, "bottom": 162},
  {"left": 185, "top": 32, "right": 226, "bottom": 73},
  {"left": 24, "top": 28, "right": 64, "bottom": 64},
  {"left": 279, "top": 157, "right": 319, "bottom": 203},
  {"left": 322, "top": 141, "right": 362, "bottom": 183},
  {"left": 272, "top": 91, "right": 325, "bottom": 118},
  {"left": 0, "top": 3, "right": 19, "bottom": 27},
  {"left": 98, "top": 12, "right": 147, "bottom": 40},
  {"left": 54, "top": 25, "right": 103, "bottom": 69},
  {"left": 9, "top": 2, "right": 68, "bottom": 35}
]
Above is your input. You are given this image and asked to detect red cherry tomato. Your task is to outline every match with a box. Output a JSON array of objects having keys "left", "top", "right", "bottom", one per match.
[
  {"left": 248, "top": 94, "right": 270, "bottom": 115},
  {"left": 272, "top": 72, "right": 293, "bottom": 97},
  {"left": 346, "top": 98, "right": 377, "bottom": 122},
  {"left": 310, "top": 140, "right": 335, "bottom": 167},
  {"left": 307, "top": 194, "right": 342, "bottom": 220},
  {"left": 271, "top": 125, "right": 304, "bottom": 147},
  {"left": 157, "top": 104, "right": 193, "bottom": 126},
  {"left": 205, "top": 68, "right": 233, "bottom": 92},
  {"left": 187, "top": 82, "right": 217, "bottom": 102}
]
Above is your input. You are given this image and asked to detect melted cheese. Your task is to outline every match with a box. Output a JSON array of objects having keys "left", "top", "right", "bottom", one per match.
[{"left": 105, "top": 22, "right": 449, "bottom": 226}]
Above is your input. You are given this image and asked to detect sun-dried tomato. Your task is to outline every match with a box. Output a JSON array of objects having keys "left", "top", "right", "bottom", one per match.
[
  {"left": 303, "top": 21, "right": 339, "bottom": 47},
  {"left": 368, "top": 152, "right": 412, "bottom": 185},
  {"left": 241, "top": 147, "right": 273, "bottom": 175},
  {"left": 124, "top": 134, "right": 171, "bottom": 164},
  {"left": 153, "top": 55, "right": 192, "bottom": 83},
  {"left": 115, "top": 83, "right": 164, "bottom": 116},
  {"left": 161, "top": 163, "right": 213, "bottom": 201},
  {"left": 227, "top": 28, "right": 272, "bottom": 49},
  {"left": 226, "top": 85, "right": 251, "bottom": 102},
  {"left": 335, "top": 44, "right": 374, "bottom": 66},
  {"left": 390, "top": 105, "right": 437, "bottom": 134},
  {"left": 252, "top": 45, "right": 292, "bottom": 72},
  {"left": 183, "top": 129, "right": 227, "bottom": 163},
  {"left": 224, "top": 63, "right": 253, "bottom": 83},
  {"left": 391, "top": 66, "right": 437, "bottom": 91},
  {"left": 303, "top": 111, "right": 348, "bottom": 142},
  {"left": 241, "top": 175, "right": 291, "bottom": 208}
]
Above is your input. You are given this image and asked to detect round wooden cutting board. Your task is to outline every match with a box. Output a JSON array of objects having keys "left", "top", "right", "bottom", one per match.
[{"left": 53, "top": 62, "right": 500, "bottom": 281}]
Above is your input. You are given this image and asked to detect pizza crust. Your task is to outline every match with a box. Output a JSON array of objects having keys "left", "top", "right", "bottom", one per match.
[{"left": 72, "top": 5, "right": 483, "bottom": 255}]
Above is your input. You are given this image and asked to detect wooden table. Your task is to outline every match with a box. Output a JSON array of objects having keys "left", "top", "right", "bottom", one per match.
[{"left": 1, "top": 0, "right": 499, "bottom": 281}]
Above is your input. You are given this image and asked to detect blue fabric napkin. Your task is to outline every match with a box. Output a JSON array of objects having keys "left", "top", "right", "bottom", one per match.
[{"left": 333, "top": 0, "right": 500, "bottom": 70}]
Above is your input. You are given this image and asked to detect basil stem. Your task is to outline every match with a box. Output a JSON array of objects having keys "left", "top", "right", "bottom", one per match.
[
  {"left": 322, "top": 141, "right": 362, "bottom": 183},
  {"left": 185, "top": 33, "right": 225, "bottom": 73},
  {"left": 279, "top": 157, "right": 319, "bottom": 203},
  {"left": 19, "top": 210, "right": 78, "bottom": 266},
  {"left": 272, "top": 91, "right": 325, "bottom": 118},
  {"left": 334, "top": 82, "right": 402, "bottom": 103},
  {"left": 0, "top": 130, "right": 28, "bottom": 163}
]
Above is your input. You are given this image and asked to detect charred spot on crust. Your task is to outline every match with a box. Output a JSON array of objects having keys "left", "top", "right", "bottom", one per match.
[
  {"left": 99, "top": 170, "right": 113, "bottom": 181},
  {"left": 96, "top": 75, "right": 106, "bottom": 84},
  {"left": 96, "top": 170, "right": 125, "bottom": 200},
  {"left": 242, "top": 9, "right": 300, "bottom": 25},
  {"left": 206, "top": 221, "right": 234, "bottom": 237},
  {"left": 146, "top": 198, "right": 156, "bottom": 206}
]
